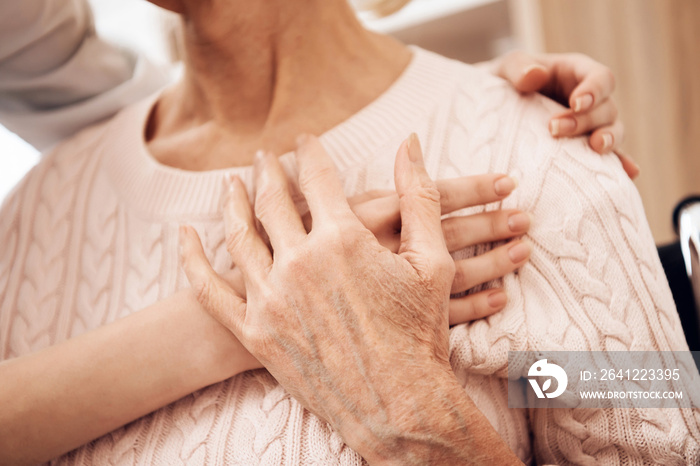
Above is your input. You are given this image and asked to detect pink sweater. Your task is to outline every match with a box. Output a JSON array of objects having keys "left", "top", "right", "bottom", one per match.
[{"left": 1, "top": 47, "right": 698, "bottom": 465}]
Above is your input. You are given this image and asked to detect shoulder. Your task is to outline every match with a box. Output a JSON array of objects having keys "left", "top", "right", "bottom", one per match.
[
  {"left": 416, "top": 47, "right": 639, "bottom": 223},
  {"left": 411, "top": 47, "right": 521, "bottom": 116},
  {"left": 434, "top": 49, "right": 680, "bottom": 353}
]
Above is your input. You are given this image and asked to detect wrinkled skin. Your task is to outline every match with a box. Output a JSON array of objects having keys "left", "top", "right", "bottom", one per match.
[{"left": 180, "top": 134, "right": 521, "bottom": 464}]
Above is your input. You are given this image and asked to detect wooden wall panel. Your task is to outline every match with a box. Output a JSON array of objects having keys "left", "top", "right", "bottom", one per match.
[{"left": 512, "top": 0, "right": 700, "bottom": 243}]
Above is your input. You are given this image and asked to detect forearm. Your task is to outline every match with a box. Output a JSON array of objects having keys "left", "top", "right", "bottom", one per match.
[
  {"left": 0, "top": 289, "right": 255, "bottom": 465},
  {"left": 348, "top": 368, "right": 522, "bottom": 466}
]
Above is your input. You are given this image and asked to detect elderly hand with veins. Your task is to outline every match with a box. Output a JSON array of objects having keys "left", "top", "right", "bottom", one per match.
[
  {"left": 221, "top": 172, "right": 530, "bottom": 325},
  {"left": 180, "top": 134, "right": 522, "bottom": 465}
]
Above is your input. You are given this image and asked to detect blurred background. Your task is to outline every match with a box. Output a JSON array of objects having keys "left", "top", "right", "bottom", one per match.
[{"left": 1, "top": 0, "right": 698, "bottom": 245}]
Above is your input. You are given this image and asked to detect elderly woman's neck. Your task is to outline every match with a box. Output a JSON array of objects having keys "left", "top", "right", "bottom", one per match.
[{"left": 147, "top": 0, "right": 411, "bottom": 170}]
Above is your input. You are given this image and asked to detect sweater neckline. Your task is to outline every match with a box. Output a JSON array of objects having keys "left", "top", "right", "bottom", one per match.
[{"left": 103, "top": 46, "right": 455, "bottom": 221}]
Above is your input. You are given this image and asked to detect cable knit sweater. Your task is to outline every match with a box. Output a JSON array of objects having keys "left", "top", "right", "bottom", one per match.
[{"left": 1, "top": 47, "right": 698, "bottom": 465}]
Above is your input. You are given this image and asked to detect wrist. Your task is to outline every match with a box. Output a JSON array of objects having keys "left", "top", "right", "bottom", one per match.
[
  {"left": 339, "top": 365, "right": 520, "bottom": 465},
  {"left": 174, "top": 289, "right": 259, "bottom": 382}
]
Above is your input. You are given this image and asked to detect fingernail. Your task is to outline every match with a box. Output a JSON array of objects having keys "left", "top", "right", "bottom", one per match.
[
  {"left": 225, "top": 173, "right": 236, "bottom": 194},
  {"left": 521, "top": 63, "right": 547, "bottom": 79},
  {"left": 630, "top": 159, "right": 641, "bottom": 174},
  {"left": 487, "top": 289, "right": 508, "bottom": 309},
  {"left": 296, "top": 134, "right": 309, "bottom": 148},
  {"left": 601, "top": 133, "right": 614, "bottom": 152},
  {"left": 508, "top": 241, "right": 531, "bottom": 263},
  {"left": 494, "top": 176, "right": 517, "bottom": 196},
  {"left": 508, "top": 212, "right": 531, "bottom": 232},
  {"left": 618, "top": 152, "right": 641, "bottom": 179},
  {"left": 254, "top": 149, "right": 265, "bottom": 165},
  {"left": 573, "top": 93, "right": 594, "bottom": 113},
  {"left": 228, "top": 174, "right": 244, "bottom": 195},
  {"left": 407, "top": 133, "right": 424, "bottom": 166},
  {"left": 178, "top": 225, "right": 190, "bottom": 253},
  {"left": 550, "top": 117, "right": 576, "bottom": 136},
  {"left": 178, "top": 225, "right": 186, "bottom": 257}
]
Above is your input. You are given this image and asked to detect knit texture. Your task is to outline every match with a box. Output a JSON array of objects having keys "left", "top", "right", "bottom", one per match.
[{"left": 1, "top": 47, "right": 698, "bottom": 465}]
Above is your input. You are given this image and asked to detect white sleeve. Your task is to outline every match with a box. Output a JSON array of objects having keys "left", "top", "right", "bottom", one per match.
[{"left": 0, "top": 0, "right": 172, "bottom": 151}]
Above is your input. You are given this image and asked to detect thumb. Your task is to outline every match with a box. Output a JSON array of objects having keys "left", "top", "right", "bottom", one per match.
[
  {"left": 179, "top": 225, "right": 248, "bottom": 337},
  {"left": 495, "top": 51, "right": 551, "bottom": 93},
  {"left": 394, "top": 134, "right": 450, "bottom": 276}
]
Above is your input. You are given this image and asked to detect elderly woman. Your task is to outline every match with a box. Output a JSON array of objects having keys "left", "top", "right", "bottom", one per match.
[{"left": 1, "top": 0, "right": 697, "bottom": 465}]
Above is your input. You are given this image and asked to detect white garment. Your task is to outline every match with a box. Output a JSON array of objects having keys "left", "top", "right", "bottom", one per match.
[{"left": 0, "top": 0, "right": 170, "bottom": 151}]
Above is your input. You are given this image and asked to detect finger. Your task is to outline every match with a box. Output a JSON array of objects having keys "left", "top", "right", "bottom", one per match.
[
  {"left": 549, "top": 99, "right": 618, "bottom": 138},
  {"left": 253, "top": 151, "right": 306, "bottom": 253},
  {"left": 588, "top": 120, "right": 624, "bottom": 154},
  {"left": 295, "top": 134, "right": 356, "bottom": 225},
  {"left": 395, "top": 133, "right": 450, "bottom": 272},
  {"left": 449, "top": 288, "right": 507, "bottom": 325},
  {"left": 351, "top": 195, "right": 401, "bottom": 239},
  {"left": 452, "top": 240, "right": 531, "bottom": 294},
  {"left": 442, "top": 210, "right": 531, "bottom": 252},
  {"left": 221, "top": 267, "right": 246, "bottom": 299},
  {"left": 347, "top": 189, "right": 395, "bottom": 206},
  {"left": 568, "top": 64, "right": 616, "bottom": 113},
  {"left": 436, "top": 174, "right": 517, "bottom": 214},
  {"left": 493, "top": 50, "right": 550, "bottom": 93},
  {"left": 613, "top": 149, "right": 641, "bottom": 180},
  {"left": 179, "top": 225, "right": 247, "bottom": 335},
  {"left": 224, "top": 175, "right": 273, "bottom": 287}
]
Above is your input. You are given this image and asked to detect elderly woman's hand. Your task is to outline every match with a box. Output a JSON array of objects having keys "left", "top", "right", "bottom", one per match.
[
  {"left": 179, "top": 134, "right": 521, "bottom": 464},
  {"left": 487, "top": 50, "right": 640, "bottom": 179},
  {"left": 223, "top": 174, "right": 530, "bottom": 327}
]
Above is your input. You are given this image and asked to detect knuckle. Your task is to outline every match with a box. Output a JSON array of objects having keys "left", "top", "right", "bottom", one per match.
[
  {"left": 299, "top": 164, "right": 336, "bottom": 192},
  {"left": 451, "top": 259, "right": 465, "bottom": 288},
  {"left": 337, "top": 223, "right": 374, "bottom": 254},
  {"left": 346, "top": 227, "right": 376, "bottom": 251},
  {"left": 225, "top": 222, "right": 252, "bottom": 255},
  {"left": 254, "top": 185, "right": 288, "bottom": 220},
  {"left": 241, "top": 327, "right": 264, "bottom": 350},
  {"left": 439, "top": 185, "right": 454, "bottom": 209},
  {"left": 490, "top": 213, "right": 502, "bottom": 238},
  {"left": 193, "top": 279, "right": 216, "bottom": 311},
  {"left": 442, "top": 218, "right": 458, "bottom": 246},
  {"left": 462, "top": 298, "right": 478, "bottom": 321},
  {"left": 438, "top": 253, "right": 456, "bottom": 278},
  {"left": 317, "top": 221, "right": 344, "bottom": 244},
  {"left": 259, "top": 287, "right": 282, "bottom": 313},
  {"left": 428, "top": 253, "right": 456, "bottom": 290},
  {"left": 475, "top": 177, "right": 494, "bottom": 200},
  {"left": 439, "top": 261, "right": 456, "bottom": 286},
  {"left": 277, "top": 249, "right": 306, "bottom": 274},
  {"left": 406, "top": 183, "right": 441, "bottom": 206}
]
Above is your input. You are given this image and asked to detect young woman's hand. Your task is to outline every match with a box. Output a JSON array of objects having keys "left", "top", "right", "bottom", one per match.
[
  {"left": 346, "top": 175, "right": 530, "bottom": 324},
  {"left": 486, "top": 50, "right": 640, "bottom": 179},
  {"left": 223, "top": 172, "right": 531, "bottom": 327},
  {"left": 179, "top": 134, "right": 520, "bottom": 464}
]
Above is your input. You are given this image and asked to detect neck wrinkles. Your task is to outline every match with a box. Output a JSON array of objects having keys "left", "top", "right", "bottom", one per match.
[
  {"left": 147, "top": 0, "right": 410, "bottom": 170},
  {"left": 178, "top": 0, "right": 372, "bottom": 130}
]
